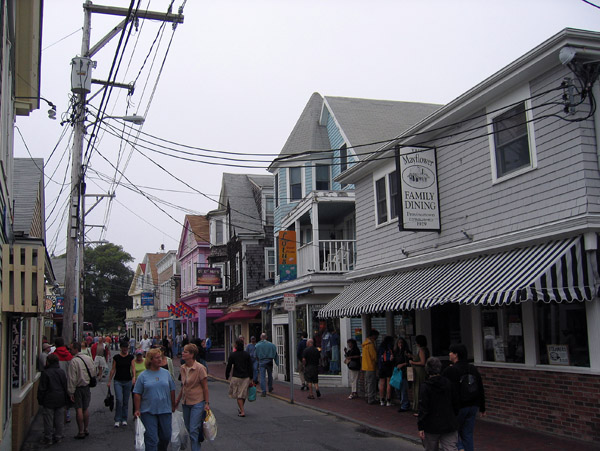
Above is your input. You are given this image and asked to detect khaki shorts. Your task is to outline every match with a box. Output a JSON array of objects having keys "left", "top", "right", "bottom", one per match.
[{"left": 73, "top": 385, "right": 91, "bottom": 410}]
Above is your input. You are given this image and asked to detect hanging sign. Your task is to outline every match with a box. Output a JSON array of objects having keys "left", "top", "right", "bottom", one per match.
[
  {"left": 141, "top": 292, "right": 154, "bottom": 306},
  {"left": 278, "top": 231, "right": 297, "bottom": 282},
  {"left": 283, "top": 293, "right": 296, "bottom": 311},
  {"left": 396, "top": 146, "right": 441, "bottom": 232},
  {"left": 196, "top": 267, "right": 222, "bottom": 286}
]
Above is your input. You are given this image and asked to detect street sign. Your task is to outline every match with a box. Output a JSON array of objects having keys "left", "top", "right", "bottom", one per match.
[{"left": 283, "top": 293, "right": 296, "bottom": 311}]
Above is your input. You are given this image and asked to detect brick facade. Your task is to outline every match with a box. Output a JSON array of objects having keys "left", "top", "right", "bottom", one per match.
[{"left": 480, "top": 366, "right": 600, "bottom": 442}]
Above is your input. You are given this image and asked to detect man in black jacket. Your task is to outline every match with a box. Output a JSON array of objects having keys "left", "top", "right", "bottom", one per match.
[
  {"left": 417, "top": 357, "right": 459, "bottom": 451},
  {"left": 442, "top": 344, "right": 486, "bottom": 451},
  {"left": 37, "top": 353, "right": 69, "bottom": 445}
]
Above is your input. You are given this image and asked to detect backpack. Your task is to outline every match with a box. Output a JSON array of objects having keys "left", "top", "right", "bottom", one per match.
[
  {"left": 459, "top": 365, "right": 479, "bottom": 403},
  {"left": 380, "top": 349, "right": 392, "bottom": 364}
]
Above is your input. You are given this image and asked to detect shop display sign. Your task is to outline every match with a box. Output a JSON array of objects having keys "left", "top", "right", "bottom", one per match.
[{"left": 547, "top": 344, "right": 570, "bottom": 365}]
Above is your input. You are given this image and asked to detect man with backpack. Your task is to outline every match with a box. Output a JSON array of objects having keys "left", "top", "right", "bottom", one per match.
[{"left": 442, "top": 344, "right": 486, "bottom": 451}]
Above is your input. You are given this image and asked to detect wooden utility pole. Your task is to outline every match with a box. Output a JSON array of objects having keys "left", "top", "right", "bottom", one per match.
[{"left": 62, "top": 1, "right": 183, "bottom": 343}]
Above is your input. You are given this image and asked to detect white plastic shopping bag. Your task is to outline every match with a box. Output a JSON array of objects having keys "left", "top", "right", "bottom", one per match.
[
  {"left": 202, "top": 408, "right": 217, "bottom": 441},
  {"left": 171, "top": 410, "right": 189, "bottom": 451},
  {"left": 134, "top": 417, "right": 145, "bottom": 451}
]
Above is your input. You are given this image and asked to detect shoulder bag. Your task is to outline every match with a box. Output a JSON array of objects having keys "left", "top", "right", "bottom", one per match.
[{"left": 77, "top": 356, "right": 97, "bottom": 387}]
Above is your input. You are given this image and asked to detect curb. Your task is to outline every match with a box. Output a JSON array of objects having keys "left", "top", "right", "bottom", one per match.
[{"left": 208, "top": 374, "right": 421, "bottom": 446}]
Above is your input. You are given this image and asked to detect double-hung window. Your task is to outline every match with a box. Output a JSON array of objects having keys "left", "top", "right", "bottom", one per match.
[
  {"left": 488, "top": 85, "right": 537, "bottom": 181},
  {"left": 265, "top": 248, "right": 275, "bottom": 281},
  {"left": 375, "top": 177, "right": 388, "bottom": 224},
  {"left": 289, "top": 167, "right": 302, "bottom": 201},
  {"left": 388, "top": 170, "right": 398, "bottom": 220},
  {"left": 374, "top": 170, "right": 399, "bottom": 225},
  {"left": 315, "top": 164, "right": 330, "bottom": 190}
]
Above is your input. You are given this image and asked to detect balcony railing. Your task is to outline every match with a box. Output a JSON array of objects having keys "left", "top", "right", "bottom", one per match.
[{"left": 297, "top": 239, "right": 356, "bottom": 276}]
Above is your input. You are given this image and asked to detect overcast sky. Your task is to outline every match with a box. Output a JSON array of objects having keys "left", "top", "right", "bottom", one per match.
[{"left": 14, "top": 0, "right": 600, "bottom": 266}]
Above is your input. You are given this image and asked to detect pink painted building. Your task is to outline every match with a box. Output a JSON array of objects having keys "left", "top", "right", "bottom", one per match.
[{"left": 177, "top": 215, "right": 220, "bottom": 338}]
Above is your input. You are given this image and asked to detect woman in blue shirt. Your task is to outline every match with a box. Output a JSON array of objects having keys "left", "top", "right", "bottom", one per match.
[{"left": 133, "top": 348, "right": 176, "bottom": 451}]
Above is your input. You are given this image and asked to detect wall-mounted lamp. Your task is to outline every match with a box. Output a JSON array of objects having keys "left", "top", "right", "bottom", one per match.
[
  {"left": 461, "top": 230, "right": 473, "bottom": 241},
  {"left": 401, "top": 249, "right": 409, "bottom": 257}
]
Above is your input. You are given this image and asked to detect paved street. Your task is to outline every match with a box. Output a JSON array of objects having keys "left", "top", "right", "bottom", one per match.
[{"left": 23, "top": 364, "right": 420, "bottom": 451}]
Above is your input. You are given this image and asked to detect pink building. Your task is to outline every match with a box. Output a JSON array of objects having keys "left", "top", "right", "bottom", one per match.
[{"left": 177, "top": 215, "right": 220, "bottom": 338}]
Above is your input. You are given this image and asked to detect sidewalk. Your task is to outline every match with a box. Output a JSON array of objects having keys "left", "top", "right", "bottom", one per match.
[{"left": 206, "top": 361, "right": 599, "bottom": 451}]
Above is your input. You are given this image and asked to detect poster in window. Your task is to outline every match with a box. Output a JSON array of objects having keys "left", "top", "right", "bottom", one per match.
[
  {"left": 396, "top": 146, "right": 441, "bottom": 232},
  {"left": 508, "top": 322, "right": 522, "bottom": 336},
  {"left": 547, "top": 344, "right": 570, "bottom": 365},
  {"left": 493, "top": 339, "right": 506, "bottom": 362}
]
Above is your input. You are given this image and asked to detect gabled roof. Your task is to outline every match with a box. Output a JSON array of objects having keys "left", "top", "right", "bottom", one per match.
[
  {"left": 144, "top": 253, "right": 163, "bottom": 286},
  {"left": 324, "top": 96, "right": 441, "bottom": 158},
  {"left": 177, "top": 215, "right": 210, "bottom": 258},
  {"left": 219, "top": 173, "right": 273, "bottom": 236},
  {"left": 13, "top": 158, "right": 45, "bottom": 238},
  {"left": 270, "top": 93, "right": 441, "bottom": 170},
  {"left": 270, "top": 92, "right": 331, "bottom": 168},
  {"left": 186, "top": 215, "right": 210, "bottom": 244}
]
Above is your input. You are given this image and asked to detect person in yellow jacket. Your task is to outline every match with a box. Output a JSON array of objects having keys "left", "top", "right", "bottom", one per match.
[{"left": 361, "top": 329, "right": 380, "bottom": 404}]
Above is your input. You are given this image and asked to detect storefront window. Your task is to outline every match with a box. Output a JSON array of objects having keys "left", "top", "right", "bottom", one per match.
[
  {"left": 481, "top": 304, "right": 524, "bottom": 363},
  {"left": 309, "top": 305, "right": 340, "bottom": 375},
  {"left": 536, "top": 301, "right": 589, "bottom": 367}
]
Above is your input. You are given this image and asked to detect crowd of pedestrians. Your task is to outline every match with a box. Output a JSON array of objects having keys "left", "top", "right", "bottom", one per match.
[
  {"left": 333, "top": 329, "right": 486, "bottom": 451},
  {"left": 36, "top": 331, "right": 213, "bottom": 450}
]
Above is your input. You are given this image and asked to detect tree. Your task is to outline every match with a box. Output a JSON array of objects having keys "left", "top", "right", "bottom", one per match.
[
  {"left": 83, "top": 242, "right": 134, "bottom": 329},
  {"left": 99, "top": 307, "right": 123, "bottom": 332}
]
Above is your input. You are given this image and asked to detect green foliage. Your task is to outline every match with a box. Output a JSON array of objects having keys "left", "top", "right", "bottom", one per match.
[
  {"left": 83, "top": 242, "right": 134, "bottom": 327},
  {"left": 99, "top": 307, "right": 123, "bottom": 332}
]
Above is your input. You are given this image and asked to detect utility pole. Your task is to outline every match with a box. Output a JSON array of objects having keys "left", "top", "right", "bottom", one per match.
[{"left": 62, "top": 1, "right": 184, "bottom": 344}]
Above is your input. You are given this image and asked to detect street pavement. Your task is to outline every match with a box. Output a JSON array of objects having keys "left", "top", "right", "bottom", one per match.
[
  {"left": 22, "top": 355, "right": 419, "bottom": 451},
  {"left": 23, "top": 353, "right": 599, "bottom": 451}
]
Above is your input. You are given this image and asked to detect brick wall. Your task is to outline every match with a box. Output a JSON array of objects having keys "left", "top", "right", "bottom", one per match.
[{"left": 480, "top": 366, "right": 600, "bottom": 442}]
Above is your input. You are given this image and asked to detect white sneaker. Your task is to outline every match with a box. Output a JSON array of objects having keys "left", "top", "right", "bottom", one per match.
[
  {"left": 120, "top": 421, "right": 127, "bottom": 427},
  {"left": 386, "top": 401, "right": 392, "bottom": 407},
  {"left": 114, "top": 422, "right": 119, "bottom": 428},
  {"left": 380, "top": 399, "right": 385, "bottom": 406}
]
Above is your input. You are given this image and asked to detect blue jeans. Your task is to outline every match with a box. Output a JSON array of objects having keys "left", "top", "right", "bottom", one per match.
[
  {"left": 140, "top": 412, "right": 171, "bottom": 451},
  {"left": 251, "top": 359, "right": 258, "bottom": 383},
  {"left": 456, "top": 405, "right": 479, "bottom": 451},
  {"left": 259, "top": 359, "right": 274, "bottom": 392},
  {"left": 398, "top": 377, "right": 410, "bottom": 410},
  {"left": 183, "top": 402, "right": 206, "bottom": 451},
  {"left": 113, "top": 380, "right": 132, "bottom": 423}
]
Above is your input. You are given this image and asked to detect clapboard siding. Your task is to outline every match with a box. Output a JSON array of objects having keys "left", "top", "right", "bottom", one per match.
[{"left": 355, "top": 65, "right": 600, "bottom": 270}]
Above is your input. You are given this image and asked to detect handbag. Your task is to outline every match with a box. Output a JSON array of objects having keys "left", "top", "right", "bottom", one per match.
[
  {"left": 104, "top": 387, "right": 114, "bottom": 411},
  {"left": 77, "top": 356, "right": 97, "bottom": 387},
  {"left": 248, "top": 384, "right": 257, "bottom": 402},
  {"left": 390, "top": 367, "right": 403, "bottom": 389}
]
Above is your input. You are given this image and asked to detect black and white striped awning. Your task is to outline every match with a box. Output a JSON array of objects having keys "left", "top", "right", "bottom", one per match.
[{"left": 318, "top": 236, "right": 597, "bottom": 318}]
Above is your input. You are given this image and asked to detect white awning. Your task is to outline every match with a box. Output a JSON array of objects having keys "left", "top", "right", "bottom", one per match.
[{"left": 319, "top": 236, "right": 596, "bottom": 318}]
